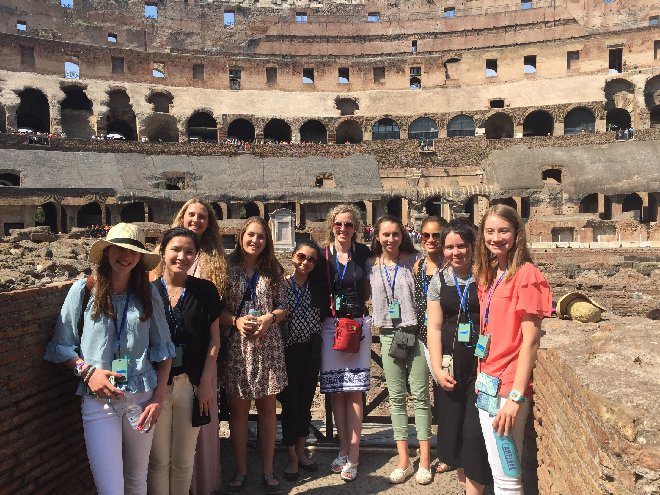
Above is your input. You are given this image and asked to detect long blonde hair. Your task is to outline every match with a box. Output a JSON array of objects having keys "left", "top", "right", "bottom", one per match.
[
  {"left": 227, "top": 217, "right": 283, "bottom": 288},
  {"left": 162, "top": 199, "right": 228, "bottom": 297},
  {"left": 324, "top": 203, "right": 364, "bottom": 246},
  {"left": 474, "top": 204, "right": 533, "bottom": 287}
]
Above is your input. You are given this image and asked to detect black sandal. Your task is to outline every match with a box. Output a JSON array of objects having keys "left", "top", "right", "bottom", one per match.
[
  {"left": 226, "top": 473, "right": 247, "bottom": 494},
  {"left": 262, "top": 473, "right": 282, "bottom": 495}
]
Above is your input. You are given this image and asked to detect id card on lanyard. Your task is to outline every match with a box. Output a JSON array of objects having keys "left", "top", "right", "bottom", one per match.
[
  {"left": 160, "top": 278, "right": 188, "bottom": 368},
  {"left": 475, "top": 270, "right": 506, "bottom": 359},
  {"left": 383, "top": 259, "right": 400, "bottom": 319},
  {"left": 334, "top": 249, "right": 351, "bottom": 310},
  {"left": 111, "top": 292, "right": 131, "bottom": 382},
  {"left": 453, "top": 270, "right": 473, "bottom": 343}
]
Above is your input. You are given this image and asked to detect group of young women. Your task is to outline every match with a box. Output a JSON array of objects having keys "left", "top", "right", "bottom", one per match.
[{"left": 45, "top": 198, "right": 551, "bottom": 495}]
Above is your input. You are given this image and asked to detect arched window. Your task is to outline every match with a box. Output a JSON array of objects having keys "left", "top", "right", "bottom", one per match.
[
  {"left": 606, "top": 108, "right": 631, "bottom": 131},
  {"left": 263, "top": 119, "right": 291, "bottom": 143},
  {"left": 227, "top": 119, "right": 255, "bottom": 142},
  {"left": 447, "top": 115, "right": 475, "bottom": 138},
  {"left": 299, "top": 120, "right": 327, "bottom": 144},
  {"left": 335, "top": 120, "right": 363, "bottom": 144},
  {"left": 372, "top": 118, "right": 400, "bottom": 140},
  {"left": 187, "top": 112, "right": 217, "bottom": 142},
  {"left": 523, "top": 110, "right": 554, "bottom": 137},
  {"left": 484, "top": 113, "right": 514, "bottom": 139},
  {"left": 408, "top": 117, "right": 439, "bottom": 140},
  {"left": 564, "top": 107, "right": 595, "bottom": 135}
]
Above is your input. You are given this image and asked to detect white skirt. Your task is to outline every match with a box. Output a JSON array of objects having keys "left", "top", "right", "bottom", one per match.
[{"left": 320, "top": 316, "right": 372, "bottom": 393}]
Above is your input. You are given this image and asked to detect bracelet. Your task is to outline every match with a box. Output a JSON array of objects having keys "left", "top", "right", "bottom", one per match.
[
  {"left": 82, "top": 366, "right": 96, "bottom": 384},
  {"left": 271, "top": 313, "right": 276, "bottom": 324}
]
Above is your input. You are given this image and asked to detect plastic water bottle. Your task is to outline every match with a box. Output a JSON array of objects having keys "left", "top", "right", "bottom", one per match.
[
  {"left": 126, "top": 404, "right": 150, "bottom": 432},
  {"left": 494, "top": 431, "right": 521, "bottom": 477}
]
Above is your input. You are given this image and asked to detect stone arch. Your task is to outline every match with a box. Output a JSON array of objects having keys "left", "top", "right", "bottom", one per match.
[
  {"left": 606, "top": 108, "right": 631, "bottom": 131},
  {"left": 144, "top": 114, "right": 179, "bottom": 142},
  {"left": 424, "top": 196, "right": 446, "bottom": 218},
  {"left": 299, "top": 119, "right": 327, "bottom": 144},
  {"left": 335, "top": 97, "right": 359, "bottom": 116},
  {"left": 106, "top": 89, "right": 136, "bottom": 140},
  {"left": 211, "top": 202, "right": 224, "bottom": 220},
  {"left": 121, "top": 202, "right": 152, "bottom": 222},
  {"left": 263, "top": 118, "right": 291, "bottom": 143},
  {"left": 0, "top": 173, "right": 20, "bottom": 186},
  {"left": 36, "top": 202, "right": 58, "bottom": 232},
  {"left": 146, "top": 91, "right": 173, "bottom": 113},
  {"left": 604, "top": 78, "right": 635, "bottom": 112},
  {"left": 644, "top": 75, "right": 660, "bottom": 112},
  {"left": 564, "top": 107, "right": 595, "bottom": 135},
  {"left": 484, "top": 112, "right": 514, "bottom": 139},
  {"left": 241, "top": 201, "right": 261, "bottom": 219},
  {"left": 385, "top": 196, "right": 403, "bottom": 219},
  {"left": 651, "top": 106, "right": 660, "bottom": 128},
  {"left": 77, "top": 202, "right": 102, "bottom": 228},
  {"left": 227, "top": 118, "right": 255, "bottom": 142},
  {"left": 60, "top": 86, "right": 94, "bottom": 138},
  {"left": 335, "top": 119, "right": 363, "bottom": 144},
  {"left": 490, "top": 197, "right": 517, "bottom": 209},
  {"left": 580, "top": 193, "right": 599, "bottom": 214},
  {"left": 408, "top": 117, "right": 439, "bottom": 140},
  {"left": 187, "top": 111, "right": 217, "bottom": 142},
  {"left": 523, "top": 110, "right": 554, "bottom": 137},
  {"left": 622, "top": 193, "right": 643, "bottom": 221},
  {"left": 16, "top": 88, "right": 50, "bottom": 133},
  {"left": 372, "top": 118, "right": 400, "bottom": 140},
  {"left": 447, "top": 114, "right": 475, "bottom": 137},
  {"left": 542, "top": 168, "right": 562, "bottom": 184}
]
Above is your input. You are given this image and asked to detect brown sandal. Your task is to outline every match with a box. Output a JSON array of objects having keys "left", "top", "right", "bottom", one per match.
[{"left": 436, "top": 462, "right": 453, "bottom": 474}]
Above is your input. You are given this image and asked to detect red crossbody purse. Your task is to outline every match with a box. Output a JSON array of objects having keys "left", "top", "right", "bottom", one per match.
[{"left": 326, "top": 246, "right": 362, "bottom": 353}]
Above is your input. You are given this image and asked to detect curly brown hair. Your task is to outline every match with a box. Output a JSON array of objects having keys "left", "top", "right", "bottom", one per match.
[{"left": 323, "top": 204, "right": 364, "bottom": 246}]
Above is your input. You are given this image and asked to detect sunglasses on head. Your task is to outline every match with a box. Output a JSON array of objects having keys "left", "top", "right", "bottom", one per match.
[
  {"left": 333, "top": 221, "right": 354, "bottom": 229},
  {"left": 294, "top": 252, "right": 317, "bottom": 264},
  {"left": 421, "top": 232, "right": 441, "bottom": 240}
]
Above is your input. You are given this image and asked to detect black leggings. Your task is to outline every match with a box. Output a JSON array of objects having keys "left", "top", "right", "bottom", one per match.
[{"left": 277, "top": 336, "right": 321, "bottom": 446}]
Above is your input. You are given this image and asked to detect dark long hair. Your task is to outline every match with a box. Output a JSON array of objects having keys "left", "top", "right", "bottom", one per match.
[
  {"left": 159, "top": 227, "right": 200, "bottom": 256},
  {"left": 292, "top": 240, "right": 326, "bottom": 309},
  {"left": 370, "top": 215, "right": 417, "bottom": 257}
]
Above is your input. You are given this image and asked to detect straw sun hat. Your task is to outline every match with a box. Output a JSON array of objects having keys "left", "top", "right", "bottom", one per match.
[
  {"left": 556, "top": 291, "right": 607, "bottom": 323},
  {"left": 88, "top": 223, "right": 161, "bottom": 271}
]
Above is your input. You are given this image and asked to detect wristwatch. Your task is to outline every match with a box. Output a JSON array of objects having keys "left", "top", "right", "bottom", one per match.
[
  {"left": 73, "top": 362, "right": 88, "bottom": 377},
  {"left": 508, "top": 390, "right": 526, "bottom": 404}
]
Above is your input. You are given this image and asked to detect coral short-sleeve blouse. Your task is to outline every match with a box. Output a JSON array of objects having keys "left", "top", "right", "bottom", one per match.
[{"left": 477, "top": 263, "right": 552, "bottom": 398}]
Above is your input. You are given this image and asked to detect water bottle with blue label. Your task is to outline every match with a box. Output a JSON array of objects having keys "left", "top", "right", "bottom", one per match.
[{"left": 494, "top": 431, "right": 521, "bottom": 477}]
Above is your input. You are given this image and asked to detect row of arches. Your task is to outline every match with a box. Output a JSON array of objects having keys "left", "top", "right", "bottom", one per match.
[
  {"left": 7, "top": 85, "right": 660, "bottom": 142},
  {"left": 579, "top": 192, "right": 658, "bottom": 222}
]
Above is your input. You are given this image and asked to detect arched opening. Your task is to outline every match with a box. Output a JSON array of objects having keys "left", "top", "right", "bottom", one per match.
[
  {"left": 648, "top": 194, "right": 658, "bottom": 222},
  {"left": 521, "top": 197, "right": 530, "bottom": 220},
  {"left": 372, "top": 118, "right": 400, "bottom": 140},
  {"left": 146, "top": 91, "right": 173, "bottom": 113},
  {"left": 484, "top": 113, "right": 514, "bottom": 139},
  {"left": 106, "top": 90, "right": 137, "bottom": 140},
  {"left": 564, "top": 107, "right": 595, "bottom": 135},
  {"left": 61, "top": 86, "right": 94, "bottom": 139},
  {"left": 299, "top": 120, "right": 327, "bottom": 144},
  {"left": 335, "top": 98, "right": 359, "bottom": 116},
  {"left": 263, "top": 119, "right": 291, "bottom": 143},
  {"left": 604, "top": 79, "right": 635, "bottom": 112},
  {"left": 16, "top": 88, "right": 50, "bottom": 133},
  {"left": 606, "top": 108, "right": 631, "bottom": 131},
  {"left": 121, "top": 202, "right": 152, "bottom": 222},
  {"left": 447, "top": 115, "right": 475, "bottom": 138},
  {"left": 60, "top": 207, "right": 68, "bottom": 233},
  {"left": 241, "top": 202, "right": 261, "bottom": 219},
  {"left": 0, "top": 173, "right": 20, "bottom": 186},
  {"left": 644, "top": 75, "right": 660, "bottom": 127},
  {"left": 542, "top": 169, "right": 562, "bottom": 184},
  {"left": 409, "top": 77, "right": 421, "bottom": 90},
  {"left": 424, "top": 196, "right": 446, "bottom": 218},
  {"left": 490, "top": 197, "right": 517, "bottom": 209},
  {"left": 145, "top": 114, "right": 179, "bottom": 142},
  {"left": 408, "top": 117, "right": 439, "bottom": 140},
  {"left": 523, "top": 110, "right": 554, "bottom": 137},
  {"left": 580, "top": 193, "right": 598, "bottom": 214},
  {"left": 211, "top": 202, "right": 223, "bottom": 220},
  {"left": 651, "top": 106, "right": 660, "bottom": 128},
  {"left": 35, "top": 202, "right": 58, "bottom": 232},
  {"left": 335, "top": 120, "right": 363, "bottom": 144},
  {"left": 227, "top": 118, "right": 255, "bottom": 142},
  {"left": 622, "top": 193, "right": 643, "bottom": 221},
  {"left": 385, "top": 197, "right": 403, "bottom": 219},
  {"left": 105, "top": 206, "right": 112, "bottom": 225},
  {"left": 187, "top": 112, "right": 217, "bottom": 142},
  {"left": 77, "top": 202, "right": 102, "bottom": 228}
]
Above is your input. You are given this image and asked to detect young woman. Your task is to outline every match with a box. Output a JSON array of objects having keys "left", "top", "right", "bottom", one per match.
[
  {"left": 426, "top": 219, "right": 492, "bottom": 494},
  {"left": 412, "top": 215, "right": 447, "bottom": 381},
  {"left": 218, "top": 217, "right": 287, "bottom": 495},
  {"left": 150, "top": 198, "right": 227, "bottom": 495},
  {"left": 277, "top": 241, "right": 327, "bottom": 481},
  {"left": 367, "top": 215, "right": 432, "bottom": 486},
  {"left": 319, "top": 204, "right": 371, "bottom": 482},
  {"left": 474, "top": 205, "right": 552, "bottom": 494},
  {"left": 148, "top": 228, "right": 222, "bottom": 494},
  {"left": 44, "top": 223, "right": 174, "bottom": 495}
]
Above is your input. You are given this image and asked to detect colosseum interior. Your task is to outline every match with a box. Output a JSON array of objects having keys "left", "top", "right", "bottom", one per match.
[{"left": 0, "top": 0, "right": 658, "bottom": 493}]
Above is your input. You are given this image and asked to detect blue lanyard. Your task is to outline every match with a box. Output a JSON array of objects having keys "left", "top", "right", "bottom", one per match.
[
  {"left": 246, "top": 270, "right": 259, "bottom": 305},
  {"left": 113, "top": 291, "right": 130, "bottom": 357},
  {"left": 289, "top": 275, "right": 307, "bottom": 314},
  {"left": 382, "top": 259, "right": 399, "bottom": 299},
  {"left": 452, "top": 270, "right": 473, "bottom": 314},
  {"left": 484, "top": 270, "right": 507, "bottom": 328},
  {"left": 421, "top": 259, "right": 440, "bottom": 296},
  {"left": 335, "top": 248, "right": 351, "bottom": 285},
  {"left": 160, "top": 278, "right": 187, "bottom": 336}
]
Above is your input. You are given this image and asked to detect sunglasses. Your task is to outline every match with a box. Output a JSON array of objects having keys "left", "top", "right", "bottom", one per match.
[
  {"left": 294, "top": 252, "right": 317, "bottom": 265},
  {"left": 421, "top": 232, "right": 441, "bottom": 240},
  {"left": 333, "top": 221, "right": 354, "bottom": 230}
]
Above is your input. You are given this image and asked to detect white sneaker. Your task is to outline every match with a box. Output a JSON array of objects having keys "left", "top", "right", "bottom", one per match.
[
  {"left": 416, "top": 466, "right": 433, "bottom": 485},
  {"left": 389, "top": 464, "right": 414, "bottom": 484}
]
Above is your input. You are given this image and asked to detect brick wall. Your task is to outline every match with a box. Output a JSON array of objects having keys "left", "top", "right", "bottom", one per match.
[{"left": 0, "top": 281, "right": 94, "bottom": 494}]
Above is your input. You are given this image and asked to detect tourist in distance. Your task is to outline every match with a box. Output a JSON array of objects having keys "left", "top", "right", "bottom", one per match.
[
  {"left": 319, "top": 204, "right": 372, "bottom": 482},
  {"left": 277, "top": 240, "right": 327, "bottom": 481},
  {"left": 367, "top": 215, "right": 433, "bottom": 485},
  {"left": 148, "top": 227, "right": 222, "bottom": 494},
  {"left": 149, "top": 198, "right": 228, "bottom": 495},
  {"left": 473, "top": 205, "right": 552, "bottom": 494},
  {"left": 218, "top": 217, "right": 287, "bottom": 495},
  {"left": 44, "top": 223, "right": 174, "bottom": 494},
  {"left": 426, "top": 219, "right": 493, "bottom": 494}
]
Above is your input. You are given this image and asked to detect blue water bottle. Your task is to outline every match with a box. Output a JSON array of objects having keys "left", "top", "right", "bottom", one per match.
[{"left": 494, "top": 431, "right": 521, "bottom": 477}]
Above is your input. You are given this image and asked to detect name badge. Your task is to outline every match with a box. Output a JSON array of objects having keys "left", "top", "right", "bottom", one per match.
[
  {"left": 172, "top": 345, "right": 184, "bottom": 368},
  {"left": 335, "top": 295, "right": 343, "bottom": 311},
  {"left": 111, "top": 357, "right": 128, "bottom": 382},
  {"left": 388, "top": 301, "right": 401, "bottom": 320},
  {"left": 474, "top": 334, "right": 491, "bottom": 359},
  {"left": 457, "top": 322, "right": 471, "bottom": 343}
]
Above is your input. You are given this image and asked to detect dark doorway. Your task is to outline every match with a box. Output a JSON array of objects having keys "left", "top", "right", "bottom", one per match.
[
  {"left": 17, "top": 88, "right": 50, "bottom": 133},
  {"left": 299, "top": 120, "right": 327, "bottom": 144},
  {"left": 187, "top": 112, "right": 217, "bottom": 142},
  {"left": 523, "top": 110, "right": 553, "bottom": 137},
  {"left": 263, "top": 119, "right": 291, "bottom": 143},
  {"left": 227, "top": 119, "right": 255, "bottom": 142},
  {"left": 484, "top": 113, "right": 514, "bottom": 139},
  {"left": 335, "top": 120, "right": 363, "bottom": 144}
]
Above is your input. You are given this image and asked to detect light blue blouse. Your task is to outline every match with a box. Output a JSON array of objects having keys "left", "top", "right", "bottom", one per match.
[{"left": 44, "top": 278, "right": 176, "bottom": 395}]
